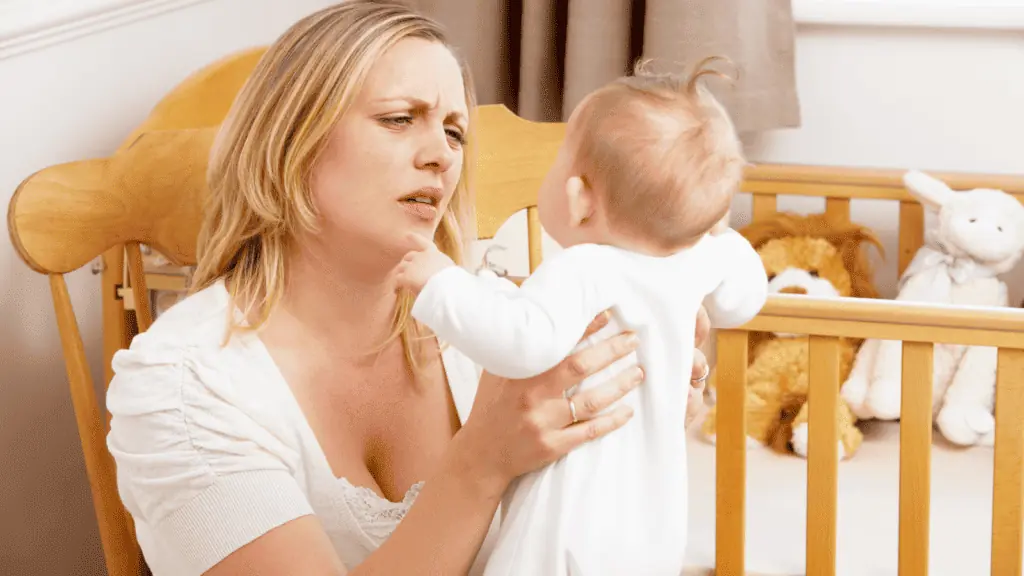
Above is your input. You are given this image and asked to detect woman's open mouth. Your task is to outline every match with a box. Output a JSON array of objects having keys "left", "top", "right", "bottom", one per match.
[{"left": 399, "top": 188, "right": 442, "bottom": 221}]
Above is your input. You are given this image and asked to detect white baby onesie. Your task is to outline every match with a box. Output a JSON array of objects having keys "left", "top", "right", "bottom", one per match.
[{"left": 411, "top": 230, "right": 768, "bottom": 576}]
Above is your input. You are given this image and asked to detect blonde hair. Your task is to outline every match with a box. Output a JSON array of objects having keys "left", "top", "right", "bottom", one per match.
[
  {"left": 571, "top": 56, "right": 745, "bottom": 250},
  {"left": 191, "top": 1, "right": 477, "bottom": 374}
]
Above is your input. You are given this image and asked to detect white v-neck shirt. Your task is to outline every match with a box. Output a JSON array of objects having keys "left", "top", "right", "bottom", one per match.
[{"left": 105, "top": 279, "right": 498, "bottom": 576}]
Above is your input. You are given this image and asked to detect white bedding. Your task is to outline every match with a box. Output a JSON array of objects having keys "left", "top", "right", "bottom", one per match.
[{"left": 682, "top": 415, "right": 1000, "bottom": 576}]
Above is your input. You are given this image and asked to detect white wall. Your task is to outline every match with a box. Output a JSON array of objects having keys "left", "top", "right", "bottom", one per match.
[
  {"left": 0, "top": 2, "right": 337, "bottom": 574},
  {"left": 483, "top": 21, "right": 1024, "bottom": 307}
]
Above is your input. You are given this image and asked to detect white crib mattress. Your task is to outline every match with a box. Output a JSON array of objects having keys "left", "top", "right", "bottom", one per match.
[{"left": 682, "top": 415, "right": 999, "bottom": 576}]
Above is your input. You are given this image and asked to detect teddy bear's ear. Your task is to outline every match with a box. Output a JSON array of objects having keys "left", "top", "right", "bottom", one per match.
[{"left": 903, "top": 170, "right": 954, "bottom": 213}]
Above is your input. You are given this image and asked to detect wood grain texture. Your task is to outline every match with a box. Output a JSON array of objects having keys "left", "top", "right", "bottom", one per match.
[
  {"left": 899, "top": 201, "right": 925, "bottom": 278},
  {"left": 824, "top": 197, "right": 850, "bottom": 223},
  {"left": 899, "top": 341, "right": 933, "bottom": 576},
  {"left": 9, "top": 128, "right": 215, "bottom": 274},
  {"left": 716, "top": 329, "right": 749, "bottom": 576},
  {"left": 993, "top": 348, "right": 1024, "bottom": 576},
  {"left": 807, "top": 336, "right": 840, "bottom": 576},
  {"left": 472, "top": 104, "right": 565, "bottom": 240},
  {"left": 752, "top": 194, "right": 777, "bottom": 223},
  {"left": 51, "top": 275, "right": 142, "bottom": 576},
  {"left": 124, "top": 243, "right": 153, "bottom": 333},
  {"left": 743, "top": 162, "right": 1024, "bottom": 195}
]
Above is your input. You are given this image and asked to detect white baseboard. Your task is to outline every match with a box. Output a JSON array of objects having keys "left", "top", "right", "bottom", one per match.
[
  {"left": 794, "top": 0, "right": 1024, "bottom": 31},
  {"left": 0, "top": 0, "right": 215, "bottom": 60}
]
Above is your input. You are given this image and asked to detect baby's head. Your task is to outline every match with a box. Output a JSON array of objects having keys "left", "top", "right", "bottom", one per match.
[{"left": 537, "top": 57, "right": 745, "bottom": 254}]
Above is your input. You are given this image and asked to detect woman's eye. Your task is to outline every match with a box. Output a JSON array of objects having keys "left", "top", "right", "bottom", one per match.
[
  {"left": 382, "top": 115, "right": 412, "bottom": 126},
  {"left": 381, "top": 115, "right": 464, "bottom": 145},
  {"left": 446, "top": 128, "right": 466, "bottom": 145}
]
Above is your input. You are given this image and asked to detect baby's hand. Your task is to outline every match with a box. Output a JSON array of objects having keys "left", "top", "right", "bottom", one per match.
[{"left": 396, "top": 233, "right": 456, "bottom": 294}]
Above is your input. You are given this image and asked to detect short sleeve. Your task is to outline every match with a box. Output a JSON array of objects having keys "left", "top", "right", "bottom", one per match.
[{"left": 105, "top": 340, "right": 314, "bottom": 574}]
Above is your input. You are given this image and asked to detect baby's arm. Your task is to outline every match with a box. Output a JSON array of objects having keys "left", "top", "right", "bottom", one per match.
[
  {"left": 703, "top": 230, "right": 769, "bottom": 328},
  {"left": 411, "top": 246, "right": 615, "bottom": 380}
]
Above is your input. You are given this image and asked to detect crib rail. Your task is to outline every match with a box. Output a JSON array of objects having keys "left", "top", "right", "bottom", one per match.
[
  {"left": 741, "top": 164, "right": 1024, "bottom": 275},
  {"left": 715, "top": 294, "right": 1024, "bottom": 576}
]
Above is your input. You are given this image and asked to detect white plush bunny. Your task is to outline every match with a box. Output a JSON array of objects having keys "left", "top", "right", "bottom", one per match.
[{"left": 841, "top": 170, "right": 1024, "bottom": 446}]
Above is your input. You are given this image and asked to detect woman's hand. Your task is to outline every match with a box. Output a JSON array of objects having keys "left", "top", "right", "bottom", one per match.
[
  {"left": 455, "top": 310, "right": 642, "bottom": 492},
  {"left": 691, "top": 304, "right": 711, "bottom": 388},
  {"left": 687, "top": 305, "right": 712, "bottom": 427}
]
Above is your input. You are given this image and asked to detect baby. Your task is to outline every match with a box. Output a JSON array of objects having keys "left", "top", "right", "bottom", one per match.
[{"left": 396, "top": 59, "right": 768, "bottom": 576}]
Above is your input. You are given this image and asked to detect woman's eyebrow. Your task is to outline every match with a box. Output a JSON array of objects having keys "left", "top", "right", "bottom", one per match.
[{"left": 374, "top": 96, "right": 467, "bottom": 126}]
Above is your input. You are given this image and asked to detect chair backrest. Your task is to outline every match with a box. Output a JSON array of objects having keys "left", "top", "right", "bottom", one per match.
[{"left": 5, "top": 46, "right": 563, "bottom": 573}]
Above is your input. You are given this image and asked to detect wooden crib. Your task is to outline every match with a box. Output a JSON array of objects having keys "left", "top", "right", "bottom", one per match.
[
  {"left": 691, "top": 167, "right": 1024, "bottom": 576},
  {"left": 471, "top": 108, "right": 1024, "bottom": 576},
  {"left": 9, "top": 47, "right": 1024, "bottom": 575}
]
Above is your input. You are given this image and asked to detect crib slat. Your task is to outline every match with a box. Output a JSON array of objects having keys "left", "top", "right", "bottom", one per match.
[
  {"left": 824, "top": 197, "right": 850, "bottom": 223},
  {"left": 898, "top": 201, "right": 924, "bottom": 277},
  {"left": 526, "top": 206, "right": 543, "bottom": 273},
  {"left": 752, "top": 194, "right": 777, "bottom": 222},
  {"left": 716, "top": 329, "right": 749, "bottom": 576},
  {"left": 899, "top": 341, "right": 933, "bottom": 576},
  {"left": 807, "top": 335, "right": 840, "bottom": 576},
  {"left": 992, "top": 348, "right": 1024, "bottom": 576}
]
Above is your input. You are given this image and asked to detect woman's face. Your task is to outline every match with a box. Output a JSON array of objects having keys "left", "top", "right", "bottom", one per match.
[{"left": 309, "top": 37, "right": 469, "bottom": 265}]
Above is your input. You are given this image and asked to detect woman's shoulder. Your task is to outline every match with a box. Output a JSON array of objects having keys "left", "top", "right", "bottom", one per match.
[
  {"left": 109, "top": 281, "right": 265, "bottom": 379},
  {"left": 121, "top": 280, "right": 238, "bottom": 355},
  {"left": 106, "top": 280, "right": 297, "bottom": 467},
  {"left": 105, "top": 281, "right": 313, "bottom": 574},
  {"left": 108, "top": 279, "right": 291, "bottom": 424}
]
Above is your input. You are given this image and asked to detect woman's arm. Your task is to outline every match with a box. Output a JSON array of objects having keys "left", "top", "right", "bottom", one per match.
[
  {"left": 201, "top": 438, "right": 502, "bottom": 576},
  {"left": 204, "top": 450, "right": 501, "bottom": 576}
]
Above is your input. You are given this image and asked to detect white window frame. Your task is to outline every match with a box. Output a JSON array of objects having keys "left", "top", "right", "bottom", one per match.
[
  {"left": 793, "top": 0, "right": 1024, "bottom": 30},
  {"left": 0, "top": 0, "right": 212, "bottom": 60}
]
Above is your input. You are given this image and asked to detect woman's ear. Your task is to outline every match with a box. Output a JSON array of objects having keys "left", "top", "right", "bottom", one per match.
[{"left": 565, "top": 175, "right": 595, "bottom": 227}]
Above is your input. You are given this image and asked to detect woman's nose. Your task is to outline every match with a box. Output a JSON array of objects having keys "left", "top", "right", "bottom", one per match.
[{"left": 416, "top": 128, "right": 456, "bottom": 173}]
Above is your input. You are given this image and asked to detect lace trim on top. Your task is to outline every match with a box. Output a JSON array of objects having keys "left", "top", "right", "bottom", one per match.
[{"left": 338, "top": 478, "right": 425, "bottom": 544}]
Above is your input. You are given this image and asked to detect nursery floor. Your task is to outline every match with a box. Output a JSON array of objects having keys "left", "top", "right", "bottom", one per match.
[{"left": 682, "top": 415, "right": 997, "bottom": 576}]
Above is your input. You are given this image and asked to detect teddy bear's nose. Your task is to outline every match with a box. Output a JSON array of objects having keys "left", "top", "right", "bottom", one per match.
[{"left": 779, "top": 286, "right": 808, "bottom": 295}]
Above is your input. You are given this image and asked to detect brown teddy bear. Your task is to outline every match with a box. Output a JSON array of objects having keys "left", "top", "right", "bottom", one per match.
[{"left": 699, "top": 212, "right": 884, "bottom": 460}]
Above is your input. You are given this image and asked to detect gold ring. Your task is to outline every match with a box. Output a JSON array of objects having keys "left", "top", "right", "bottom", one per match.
[
  {"left": 568, "top": 398, "right": 578, "bottom": 424},
  {"left": 692, "top": 363, "right": 710, "bottom": 384}
]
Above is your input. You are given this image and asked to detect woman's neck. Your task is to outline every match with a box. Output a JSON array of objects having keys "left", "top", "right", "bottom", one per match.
[{"left": 269, "top": 244, "right": 402, "bottom": 362}]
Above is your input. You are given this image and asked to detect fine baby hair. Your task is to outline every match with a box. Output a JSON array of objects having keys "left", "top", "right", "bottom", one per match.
[{"left": 569, "top": 55, "right": 745, "bottom": 252}]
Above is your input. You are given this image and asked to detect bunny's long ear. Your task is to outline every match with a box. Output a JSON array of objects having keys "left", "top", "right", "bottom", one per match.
[{"left": 903, "top": 170, "right": 954, "bottom": 212}]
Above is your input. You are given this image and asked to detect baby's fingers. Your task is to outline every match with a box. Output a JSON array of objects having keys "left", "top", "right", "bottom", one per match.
[{"left": 404, "top": 231, "right": 434, "bottom": 252}]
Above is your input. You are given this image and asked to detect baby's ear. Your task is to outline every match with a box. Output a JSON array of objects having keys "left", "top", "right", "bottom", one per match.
[
  {"left": 565, "top": 175, "right": 595, "bottom": 226},
  {"left": 903, "top": 170, "right": 954, "bottom": 213}
]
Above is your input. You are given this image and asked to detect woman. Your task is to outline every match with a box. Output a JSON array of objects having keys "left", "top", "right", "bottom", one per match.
[{"left": 105, "top": 2, "right": 712, "bottom": 575}]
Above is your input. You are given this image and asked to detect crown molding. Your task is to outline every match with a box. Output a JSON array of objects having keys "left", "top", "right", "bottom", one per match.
[
  {"left": 0, "top": 0, "right": 214, "bottom": 60},
  {"left": 794, "top": 0, "right": 1024, "bottom": 31}
]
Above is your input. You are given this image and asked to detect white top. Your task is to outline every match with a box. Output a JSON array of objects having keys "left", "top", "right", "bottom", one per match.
[
  {"left": 105, "top": 279, "right": 498, "bottom": 576},
  {"left": 410, "top": 231, "right": 767, "bottom": 575}
]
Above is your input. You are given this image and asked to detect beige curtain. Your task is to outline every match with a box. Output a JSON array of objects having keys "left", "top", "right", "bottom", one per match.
[{"left": 407, "top": 0, "right": 801, "bottom": 133}]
